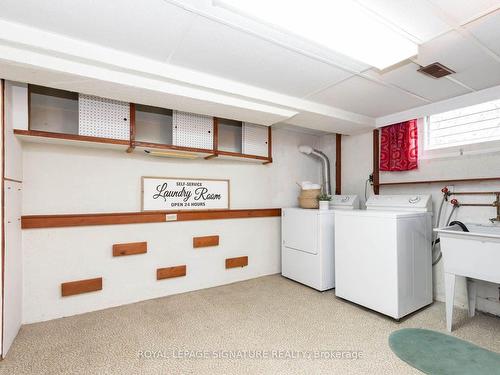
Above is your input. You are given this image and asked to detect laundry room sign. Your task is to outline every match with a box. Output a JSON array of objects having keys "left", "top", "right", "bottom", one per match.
[{"left": 142, "top": 177, "right": 230, "bottom": 211}]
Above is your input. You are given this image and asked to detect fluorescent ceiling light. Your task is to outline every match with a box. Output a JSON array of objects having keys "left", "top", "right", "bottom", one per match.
[
  {"left": 144, "top": 150, "right": 199, "bottom": 159},
  {"left": 213, "top": 0, "right": 418, "bottom": 69}
]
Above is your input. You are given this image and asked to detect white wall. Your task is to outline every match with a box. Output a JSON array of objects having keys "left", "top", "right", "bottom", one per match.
[
  {"left": 23, "top": 218, "right": 282, "bottom": 323},
  {"left": 23, "top": 129, "right": 322, "bottom": 214},
  {"left": 341, "top": 132, "right": 373, "bottom": 207},
  {"left": 21, "top": 128, "right": 328, "bottom": 323},
  {"left": 342, "top": 129, "right": 500, "bottom": 315}
]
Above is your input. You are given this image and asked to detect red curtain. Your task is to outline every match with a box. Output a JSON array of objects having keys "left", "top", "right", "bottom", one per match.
[{"left": 380, "top": 119, "right": 418, "bottom": 171}]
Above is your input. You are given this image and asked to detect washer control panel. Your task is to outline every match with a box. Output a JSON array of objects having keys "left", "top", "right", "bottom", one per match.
[{"left": 366, "top": 195, "right": 432, "bottom": 212}]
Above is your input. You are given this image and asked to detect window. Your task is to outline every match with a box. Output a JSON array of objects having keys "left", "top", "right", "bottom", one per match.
[{"left": 425, "top": 98, "right": 500, "bottom": 151}]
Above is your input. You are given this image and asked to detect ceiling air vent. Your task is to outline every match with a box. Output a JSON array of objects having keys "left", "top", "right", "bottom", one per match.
[{"left": 417, "top": 62, "right": 455, "bottom": 78}]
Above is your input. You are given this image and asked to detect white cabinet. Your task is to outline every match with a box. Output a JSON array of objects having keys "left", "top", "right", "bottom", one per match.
[
  {"left": 5, "top": 81, "right": 26, "bottom": 181},
  {"left": 242, "top": 122, "right": 268, "bottom": 157},
  {"left": 172, "top": 111, "right": 213, "bottom": 150},
  {"left": 78, "top": 94, "right": 130, "bottom": 140},
  {"left": 3, "top": 181, "right": 22, "bottom": 357}
]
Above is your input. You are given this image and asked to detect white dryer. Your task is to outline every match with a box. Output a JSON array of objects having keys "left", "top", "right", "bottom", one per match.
[
  {"left": 281, "top": 195, "right": 359, "bottom": 291},
  {"left": 334, "top": 195, "right": 433, "bottom": 319}
]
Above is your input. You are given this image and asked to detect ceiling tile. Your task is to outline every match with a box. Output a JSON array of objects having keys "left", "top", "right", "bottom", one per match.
[
  {"left": 417, "top": 30, "right": 490, "bottom": 72},
  {"left": 283, "top": 112, "right": 373, "bottom": 135},
  {"left": 428, "top": 0, "right": 500, "bottom": 24},
  {"left": 363, "top": 62, "right": 470, "bottom": 101},
  {"left": 417, "top": 29, "right": 500, "bottom": 90},
  {"left": 169, "top": 16, "right": 354, "bottom": 97},
  {"left": 307, "top": 76, "right": 426, "bottom": 117},
  {"left": 451, "top": 59, "right": 500, "bottom": 90},
  {"left": 0, "top": 0, "right": 195, "bottom": 62},
  {"left": 465, "top": 10, "right": 500, "bottom": 56},
  {"left": 357, "top": 0, "right": 451, "bottom": 42}
]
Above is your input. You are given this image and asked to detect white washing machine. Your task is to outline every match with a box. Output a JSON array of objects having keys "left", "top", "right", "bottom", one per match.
[
  {"left": 334, "top": 195, "right": 433, "bottom": 319},
  {"left": 281, "top": 195, "right": 359, "bottom": 291}
]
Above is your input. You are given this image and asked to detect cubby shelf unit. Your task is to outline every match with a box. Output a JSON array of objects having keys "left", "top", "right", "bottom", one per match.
[{"left": 16, "top": 84, "right": 273, "bottom": 164}]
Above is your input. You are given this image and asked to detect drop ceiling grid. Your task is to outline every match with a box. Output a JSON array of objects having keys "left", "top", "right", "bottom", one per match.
[
  {"left": 362, "top": 62, "right": 471, "bottom": 102},
  {"left": 0, "top": 0, "right": 197, "bottom": 62},
  {"left": 354, "top": 0, "right": 452, "bottom": 43},
  {"left": 306, "top": 75, "right": 427, "bottom": 118},
  {"left": 428, "top": 0, "right": 500, "bottom": 25},
  {"left": 169, "top": 15, "right": 356, "bottom": 98},
  {"left": 0, "top": 0, "right": 499, "bottom": 124},
  {"left": 306, "top": 7, "right": 500, "bottom": 116},
  {"left": 465, "top": 10, "right": 500, "bottom": 58},
  {"left": 416, "top": 29, "right": 500, "bottom": 90}
]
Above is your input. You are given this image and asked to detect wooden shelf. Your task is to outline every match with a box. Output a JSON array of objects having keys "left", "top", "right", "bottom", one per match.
[
  {"left": 18, "top": 84, "right": 274, "bottom": 163},
  {"left": 22, "top": 208, "right": 282, "bottom": 229},
  {"left": 14, "top": 129, "right": 129, "bottom": 149},
  {"left": 216, "top": 150, "right": 270, "bottom": 161},
  {"left": 133, "top": 140, "right": 213, "bottom": 155},
  {"left": 14, "top": 130, "right": 272, "bottom": 163}
]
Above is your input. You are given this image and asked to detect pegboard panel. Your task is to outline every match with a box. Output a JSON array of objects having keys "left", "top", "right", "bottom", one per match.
[
  {"left": 242, "top": 122, "right": 268, "bottom": 157},
  {"left": 78, "top": 94, "right": 130, "bottom": 140},
  {"left": 172, "top": 111, "right": 213, "bottom": 150}
]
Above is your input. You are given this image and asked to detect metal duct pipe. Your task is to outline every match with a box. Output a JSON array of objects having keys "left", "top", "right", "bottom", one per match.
[{"left": 298, "top": 145, "right": 332, "bottom": 195}]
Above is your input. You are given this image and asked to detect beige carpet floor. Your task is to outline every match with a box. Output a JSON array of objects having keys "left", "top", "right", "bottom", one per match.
[{"left": 1, "top": 275, "right": 499, "bottom": 375}]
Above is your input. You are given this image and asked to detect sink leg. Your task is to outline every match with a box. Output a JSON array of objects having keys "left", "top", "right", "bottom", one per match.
[
  {"left": 444, "top": 273, "right": 456, "bottom": 332},
  {"left": 466, "top": 279, "right": 477, "bottom": 318}
]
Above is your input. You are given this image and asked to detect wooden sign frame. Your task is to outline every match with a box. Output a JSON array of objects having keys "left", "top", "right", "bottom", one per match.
[{"left": 141, "top": 176, "right": 230, "bottom": 212}]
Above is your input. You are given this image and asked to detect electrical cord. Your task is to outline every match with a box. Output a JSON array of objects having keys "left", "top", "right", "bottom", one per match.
[
  {"left": 431, "top": 195, "right": 446, "bottom": 265},
  {"left": 364, "top": 178, "right": 370, "bottom": 202}
]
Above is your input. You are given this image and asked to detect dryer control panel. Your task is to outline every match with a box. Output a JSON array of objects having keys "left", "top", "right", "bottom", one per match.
[{"left": 330, "top": 195, "right": 360, "bottom": 210}]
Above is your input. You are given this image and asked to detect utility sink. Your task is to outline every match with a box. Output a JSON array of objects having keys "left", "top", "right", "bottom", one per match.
[{"left": 435, "top": 223, "right": 500, "bottom": 331}]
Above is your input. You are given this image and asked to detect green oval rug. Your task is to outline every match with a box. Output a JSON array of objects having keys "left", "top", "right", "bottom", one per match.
[{"left": 389, "top": 328, "right": 500, "bottom": 375}]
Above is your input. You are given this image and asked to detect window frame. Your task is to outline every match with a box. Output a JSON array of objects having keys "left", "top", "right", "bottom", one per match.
[{"left": 422, "top": 100, "right": 500, "bottom": 159}]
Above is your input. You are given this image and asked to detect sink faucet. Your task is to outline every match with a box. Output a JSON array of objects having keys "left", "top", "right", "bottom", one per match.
[{"left": 490, "top": 193, "right": 500, "bottom": 223}]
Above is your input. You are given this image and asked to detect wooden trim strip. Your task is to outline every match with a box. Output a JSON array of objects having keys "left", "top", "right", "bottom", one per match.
[
  {"left": 225, "top": 256, "right": 248, "bottom": 269},
  {"left": 22, "top": 208, "right": 281, "bottom": 229},
  {"left": 217, "top": 150, "right": 269, "bottom": 161},
  {"left": 379, "top": 176, "right": 500, "bottom": 187},
  {"left": 213, "top": 117, "right": 218, "bottom": 154},
  {"left": 193, "top": 235, "right": 219, "bottom": 248},
  {"left": 22, "top": 211, "right": 166, "bottom": 229},
  {"left": 134, "top": 141, "right": 213, "bottom": 154},
  {"left": 335, "top": 134, "right": 341, "bottom": 195},
  {"left": 373, "top": 129, "right": 380, "bottom": 195},
  {"left": 267, "top": 126, "right": 273, "bottom": 163},
  {"left": 14, "top": 129, "right": 129, "bottom": 146},
  {"left": 61, "top": 277, "right": 102, "bottom": 297},
  {"left": 126, "top": 103, "right": 136, "bottom": 153},
  {"left": 3, "top": 177, "right": 22, "bottom": 184},
  {"left": 1, "top": 78, "right": 6, "bottom": 354},
  {"left": 29, "top": 85, "right": 78, "bottom": 101},
  {"left": 157, "top": 265, "right": 186, "bottom": 280},
  {"left": 112, "top": 241, "right": 147, "bottom": 256},
  {"left": 176, "top": 209, "right": 280, "bottom": 222}
]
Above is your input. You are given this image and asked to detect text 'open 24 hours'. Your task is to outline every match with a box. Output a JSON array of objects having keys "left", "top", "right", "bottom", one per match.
[{"left": 142, "top": 177, "right": 230, "bottom": 211}]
